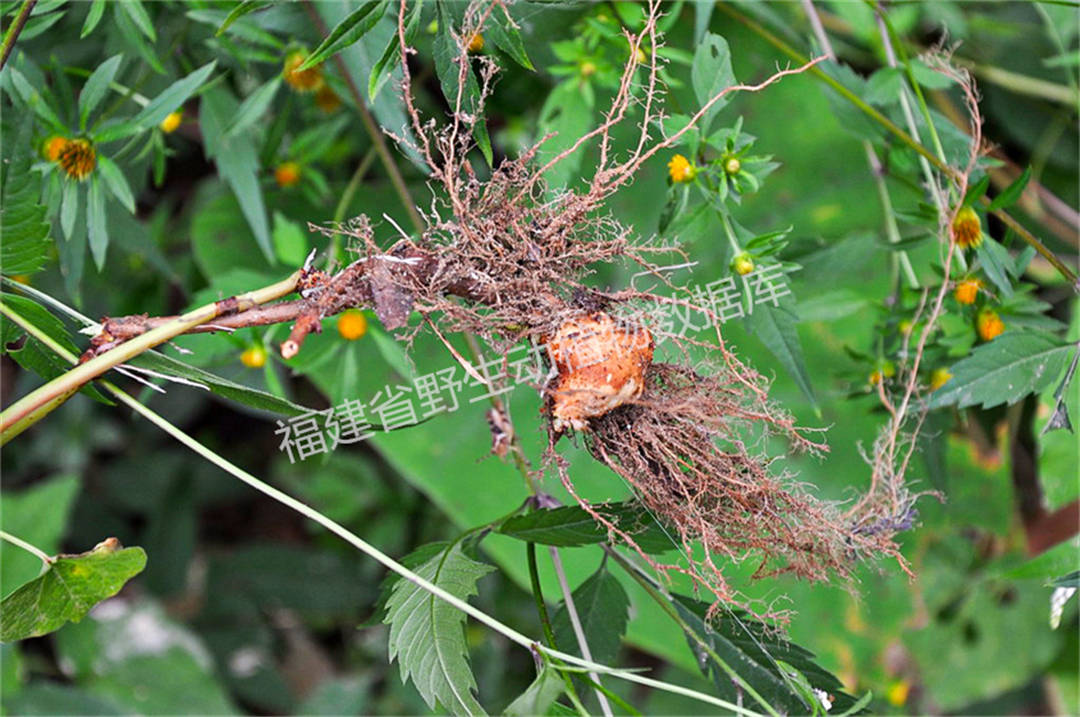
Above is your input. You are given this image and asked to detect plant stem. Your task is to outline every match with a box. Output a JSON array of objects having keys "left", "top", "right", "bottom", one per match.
[
  {"left": 328, "top": 148, "right": 378, "bottom": 266},
  {"left": 605, "top": 547, "right": 783, "bottom": 717},
  {"left": 4, "top": 295, "right": 764, "bottom": 717},
  {"left": 0, "top": 270, "right": 301, "bottom": 444},
  {"left": 527, "top": 543, "right": 588, "bottom": 716},
  {"left": 550, "top": 546, "right": 614, "bottom": 717},
  {"left": 0, "top": 0, "right": 37, "bottom": 69},
  {"left": 0, "top": 530, "right": 53, "bottom": 565},
  {"left": 717, "top": 2, "right": 1079, "bottom": 289}
]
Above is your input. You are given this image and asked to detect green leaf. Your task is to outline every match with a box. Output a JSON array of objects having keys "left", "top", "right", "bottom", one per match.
[
  {"left": 127, "top": 349, "right": 316, "bottom": 418},
  {"left": 0, "top": 117, "right": 51, "bottom": 276},
  {"left": 975, "top": 237, "right": 1014, "bottom": 298},
  {"left": 117, "top": 0, "right": 155, "bottom": 42},
  {"left": 0, "top": 475, "right": 80, "bottom": 597},
  {"left": 497, "top": 503, "right": 672, "bottom": 553},
  {"left": 987, "top": 166, "right": 1031, "bottom": 211},
  {"left": 963, "top": 174, "right": 990, "bottom": 207},
  {"left": 384, "top": 542, "right": 494, "bottom": 715},
  {"left": 552, "top": 563, "right": 629, "bottom": 667},
  {"left": 485, "top": 8, "right": 534, "bottom": 71},
  {"left": 271, "top": 211, "right": 308, "bottom": 266},
  {"left": 87, "top": 175, "right": 109, "bottom": 270},
  {"left": 301, "top": 0, "right": 388, "bottom": 70},
  {"left": 434, "top": 2, "right": 492, "bottom": 166},
  {"left": 78, "top": 54, "right": 123, "bottom": 130},
  {"left": 690, "top": 33, "right": 735, "bottom": 134},
  {"left": 673, "top": 594, "right": 861, "bottom": 715},
  {"left": 503, "top": 665, "right": 565, "bottom": 717},
  {"left": 97, "top": 62, "right": 217, "bottom": 143},
  {"left": 60, "top": 178, "right": 79, "bottom": 240},
  {"left": 96, "top": 156, "right": 135, "bottom": 214},
  {"left": 744, "top": 304, "right": 818, "bottom": 410},
  {"left": 227, "top": 77, "right": 281, "bottom": 137},
  {"left": 5, "top": 66, "right": 65, "bottom": 132},
  {"left": 930, "top": 332, "right": 1073, "bottom": 410},
  {"left": 1050, "top": 571, "right": 1080, "bottom": 588},
  {"left": 216, "top": 0, "right": 273, "bottom": 36},
  {"left": 199, "top": 87, "right": 273, "bottom": 263},
  {"left": 80, "top": 0, "right": 107, "bottom": 37},
  {"left": 0, "top": 539, "right": 147, "bottom": 642},
  {"left": 368, "top": 0, "right": 422, "bottom": 100}
]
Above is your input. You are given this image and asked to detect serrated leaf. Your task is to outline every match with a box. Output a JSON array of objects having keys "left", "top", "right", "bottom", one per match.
[
  {"left": 302, "top": 0, "right": 388, "bottom": 70},
  {"left": 503, "top": 665, "right": 565, "bottom": 717},
  {"left": 86, "top": 175, "right": 108, "bottom": 269},
  {"left": 78, "top": 54, "right": 122, "bottom": 130},
  {"left": 552, "top": 564, "right": 629, "bottom": 667},
  {"left": 987, "top": 166, "right": 1030, "bottom": 211},
  {"left": 97, "top": 155, "right": 135, "bottom": 214},
  {"left": 485, "top": 8, "right": 534, "bottom": 71},
  {"left": 930, "top": 332, "right": 1072, "bottom": 410},
  {"left": 496, "top": 503, "right": 673, "bottom": 554},
  {"left": 384, "top": 542, "right": 494, "bottom": 715},
  {"left": 673, "top": 594, "right": 862, "bottom": 715},
  {"left": 0, "top": 118, "right": 51, "bottom": 276},
  {"left": 690, "top": 33, "right": 735, "bottom": 135},
  {"left": 434, "top": 2, "right": 492, "bottom": 166},
  {"left": 744, "top": 304, "right": 818, "bottom": 410},
  {"left": 0, "top": 539, "right": 147, "bottom": 642}
]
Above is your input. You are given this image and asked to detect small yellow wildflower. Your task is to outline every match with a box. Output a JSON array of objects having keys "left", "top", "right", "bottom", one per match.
[
  {"left": 667, "top": 154, "right": 696, "bottom": 184},
  {"left": 976, "top": 309, "right": 1005, "bottom": 341},
  {"left": 869, "top": 361, "right": 896, "bottom": 386},
  {"left": 314, "top": 84, "right": 341, "bottom": 113},
  {"left": 240, "top": 345, "right": 267, "bottom": 368},
  {"left": 954, "top": 278, "right": 982, "bottom": 305},
  {"left": 58, "top": 138, "right": 96, "bottom": 180},
  {"left": 466, "top": 33, "right": 484, "bottom": 53},
  {"left": 283, "top": 50, "right": 323, "bottom": 93},
  {"left": 43, "top": 135, "right": 68, "bottom": 162},
  {"left": 580, "top": 61, "right": 597, "bottom": 78},
  {"left": 337, "top": 309, "right": 368, "bottom": 340},
  {"left": 160, "top": 111, "right": 182, "bottom": 134},
  {"left": 731, "top": 253, "right": 754, "bottom": 276},
  {"left": 930, "top": 367, "right": 952, "bottom": 391},
  {"left": 898, "top": 319, "right": 913, "bottom": 336},
  {"left": 275, "top": 161, "right": 301, "bottom": 188},
  {"left": 723, "top": 156, "right": 741, "bottom": 175},
  {"left": 951, "top": 206, "right": 983, "bottom": 249},
  {"left": 633, "top": 46, "right": 646, "bottom": 64},
  {"left": 885, "top": 680, "right": 910, "bottom": 707}
]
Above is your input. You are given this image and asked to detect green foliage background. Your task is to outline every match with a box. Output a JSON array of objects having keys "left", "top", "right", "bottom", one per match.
[{"left": 1, "top": 1, "right": 1077, "bottom": 715}]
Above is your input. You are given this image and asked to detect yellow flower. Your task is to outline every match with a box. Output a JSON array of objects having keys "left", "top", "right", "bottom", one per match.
[
  {"left": 283, "top": 50, "right": 323, "bottom": 93},
  {"left": 160, "top": 111, "right": 182, "bottom": 133},
  {"left": 731, "top": 253, "right": 754, "bottom": 276},
  {"left": 240, "top": 345, "right": 267, "bottom": 368},
  {"left": 337, "top": 309, "right": 368, "bottom": 340},
  {"left": 976, "top": 309, "right": 1005, "bottom": 341},
  {"left": 43, "top": 135, "right": 68, "bottom": 162},
  {"left": 723, "top": 156, "right": 741, "bottom": 175},
  {"left": 869, "top": 361, "right": 896, "bottom": 386},
  {"left": 930, "top": 367, "right": 952, "bottom": 391},
  {"left": 275, "top": 161, "right": 301, "bottom": 188},
  {"left": 951, "top": 206, "right": 983, "bottom": 249},
  {"left": 633, "top": 46, "right": 647, "bottom": 64},
  {"left": 667, "top": 154, "right": 696, "bottom": 184},
  {"left": 954, "top": 278, "right": 982, "bottom": 305},
  {"left": 580, "top": 61, "right": 597, "bottom": 78},
  {"left": 58, "top": 138, "right": 96, "bottom": 180},
  {"left": 886, "top": 680, "right": 910, "bottom": 707},
  {"left": 466, "top": 33, "right": 484, "bottom": 53},
  {"left": 314, "top": 84, "right": 341, "bottom": 113}
]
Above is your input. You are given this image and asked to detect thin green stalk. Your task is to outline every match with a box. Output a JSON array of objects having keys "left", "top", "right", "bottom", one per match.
[
  {"left": 717, "top": 2, "right": 1079, "bottom": 289},
  {"left": 1, "top": 298, "right": 766, "bottom": 717},
  {"left": 0, "top": 0, "right": 37, "bottom": 69},
  {"left": 328, "top": 148, "right": 378, "bottom": 266},
  {"left": 528, "top": 543, "right": 588, "bottom": 716},
  {"left": 0, "top": 529, "right": 53, "bottom": 565},
  {"left": 605, "top": 547, "right": 783, "bottom": 717},
  {"left": 0, "top": 270, "right": 301, "bottom": 444},
  {"left": 865, "top": 143, "right": 920, "bottom": 290}
]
